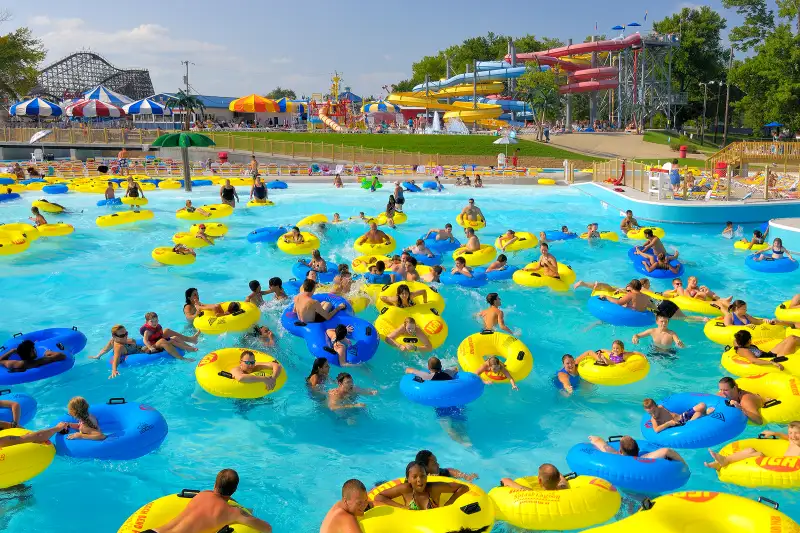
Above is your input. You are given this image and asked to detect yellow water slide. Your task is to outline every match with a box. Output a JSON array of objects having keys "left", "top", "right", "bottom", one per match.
[
  {"left": 387, "top": 87, "right": 503, "bottom": 122},
  {"left": 318, "top": 104, "right": 343, "bottom": 132}
]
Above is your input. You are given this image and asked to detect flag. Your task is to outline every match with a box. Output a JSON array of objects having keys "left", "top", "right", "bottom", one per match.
[
  {"left": 595, "top": 21, "right": 598, "bottom": 32},
  {"left": 644, "top": 10, "right": 648, "bottom": 21}
]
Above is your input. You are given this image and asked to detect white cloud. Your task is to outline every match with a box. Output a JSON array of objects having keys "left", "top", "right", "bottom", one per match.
[{"left": 270, "top": 57, "right": 292, "bottom": 65}]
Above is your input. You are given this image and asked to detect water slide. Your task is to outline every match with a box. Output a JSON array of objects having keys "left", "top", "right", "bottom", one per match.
[
  {"left": 318, "top": 104, "right": 343, "bottom": 132},
  {"left": 386, "top": 92, "right": 504, "bottom": 121}
]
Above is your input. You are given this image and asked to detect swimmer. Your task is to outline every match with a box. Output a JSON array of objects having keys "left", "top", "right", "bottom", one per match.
[
  {"left": 249, "top": 176, "right": 268, "bottom": 203},
  {"left": 460, "top": 198, "right": 485, "bottom": 223},
  {"left": 389, "top": 255, "right": 407, "bottom": 281},
  {"left": 435, "top": 176, "right": 443, "bottom": 191},
  {"left": 327, "top": 372, "right": 377, "bottom": 411},
  {"left": 731, "top": 330, "right": 800, "bottom": 371},
  {"left": 0, "top": 339, "right": 66, "bottom": 372},
  {"left": 332, "top": 265, "right": 353, "bottom": 294},
  {"left": 479, "top": 293, "right": 512, "bottom": 334},
  {"left": 636, "top": 228, "right": 668, "bottom": 256},
  {"left": 420, "top": 265, "right": 443, "bottom": 283},
  {"left": 754, "top": 237, "right": 795, "bottom": 262},
  {"left": 332, "top": 174, "right": 343, "bottom": 188},
  {"left": 29, "top": 206, "right": 47, "bottom": 227},
  {"left": 588, "top": 435, "right": 686, "bottom": 464},
  {"left": 555, "top": 354, "right": 582, "bottom": 396},
  {"left": 60, "top": 396, "right": 106, "bottom": 441},
  {"left": 230, "top": 350, "right": 281, "bottom": 390},
  {"left": 485, "top": 254, "right": 508, "bottom": 273},
  {"left": 524, "top": 242, "right": 559, "bottom": 278},
  {"left": 596, "top": 279, "right": 652, "bottom": 311},
  {"left": 386, "top": 317, "right": 432, "bottom": 352},
  {"left": 394, "top": 182, "right": 406, "bottom": 212},
  {"left": 641, "top": 251, "right": 682, "bottom": 274},
  {"left": 326, "top": 324, "right": 358, "bottom": 367},
  {"left": 380, "top": 284, "right": 427, "bottom": 308},
  {"left": 300, "top": 249, "right": 328, "bottom": 273},
  {"left": 497, "top": 230, "right": 518, "bottom": 252},
  {"left": 179, "top": 200, "right": 210, "bottom": 217},
  {"left": 267, "top": 277, "right": 288, "bottom": 301},
  {"left": 643, "top": 397, "right": 713, "bottom": 433},
  {"left": 384, "top": 195, "right": 398, "bottom": 228},
  {"left": 451, "top": 256, "right": 473, "bottom": 278},
  {"left": 632, "top": 314, "right": 685, "bottom": 349},
  {"left": 332, "top": 213, "right": 341, "bottom": 223},
  {"left": 284, "top": 226, "right": 305, "bottom": 244},
  {"left": 584, "top": 223, "right": 600, "bottom": 239},
  {"left": 320, "top": 479, "right": 370, "bottom": 533},
  {"left": 0, "top": 422, "right": 68, "bottom": 447},
  {"left": 405, "top": 239, "right": 435, "bottom": 258},
  {"left": 415, "top": 449, "right": 478, "bottom": 482},
  {"left": 373, "top": 461, "right": 467, "bottom": 510},
  {"left": 245, "top": 280, "right": 272, "bottom": 307},
  {"left": 463, "top": 227, "right": 480, "bottom": 252},
  {"left": 573, "top": 278, "right": 652, "bottom": 293},
  {"left": 722, "top": 300, "right": 787, "bottom": 327},
  {"left": 183, "top": 287, "right": 225, "bottom": 322},
  {"left": 172, "top": 243, "right": 196, "bottom": 257},
  {"left": 500, "top": 464, "right": 569, "bottom": 491},
  {"left": 141, "top": 311, "right": 200, "bottom": 353},
  {"left": 194, "top": 224, "right": 215, "bottom": 245},
  {"left": 722, "top": 221, "right": 734, "bottom": 239},
  {"left": 219, "top": 178, "right": 239, "bottom": 207},
  {"left": 92, "top": 324, "right": 190, "bottom": 379},
  {"left": 474, "top": 175, "right": 483, "bottom": 188},
  {"left": 294, "top": 279, "right": 346, "bottom": 323},
  {"left": 405, "top": 356, "right": 457, "bottom": 381},
  {"left": 404, "top": 257, "right": 420, "bottom": 282},
  {"left": 104, "top": 180, "right": 116, "bottom": 200},
  {"left": 306, "top": 357, "right": 330, "bottom": 390},
  {"left": 424, "top": 224, "right": 456, "bottom": 243},
  {"left": 138, "top": 469, "right": 272, "bottom": 533},
  {"left": 538, "top": 231, "right": 548, "bottom": 244},
  {"left": 356, "top": 222, "right": 391, "bottom": 247},
  {"left": 738, "top": 229, "right": 767, "bottom": 250},
  {"left": 717, "top": 376, "right": 767, "bottom": 425},
  {"left": 367, "top": 260, "right": 396, "bottom": 284},
  {"left": 248, "top": 325, "right": 275, "bottom": 348},
  {"left": 620, "top": 210, "right": 640, "bottom": 232},
  {"left": 705, "top": 422, "right": 800, "bottom": 471},
  {"left": 474, "top": 356, "right": 518, "bottom": 390},
  {"left": 576, "top": 339, "right": 632, "bottom": 366}
]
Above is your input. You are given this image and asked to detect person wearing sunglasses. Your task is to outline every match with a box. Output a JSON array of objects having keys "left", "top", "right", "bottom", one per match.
[{"left": 229, "top": 350, "right": 282, "bottom": 391}]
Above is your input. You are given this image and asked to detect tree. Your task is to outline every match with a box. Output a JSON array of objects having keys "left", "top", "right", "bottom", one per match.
[
  {"left": 722, "top": 0, "right": 774, "bottom": 50},
  {"left": 518, "top": 67, "right": 562, "bottom": 141},
  {"left": 265, "top": 87, "right": 296, "bottom": 100},
  {"left": 0, "top": 26, "right": 46, "bottom": 101},
  {"left": 653, "top": 7, "right": 727, "bottom": 128},
  {"left": 776, "top": 0, "right": 800, "bottom": 34},
  {"left": 166, "top": 90, "right": 206, "bottom": 131}
]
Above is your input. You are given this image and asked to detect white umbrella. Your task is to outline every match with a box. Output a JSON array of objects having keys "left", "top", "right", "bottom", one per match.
[
  {"left": 29, "top": 129, "right": 53, "bottom": 144},
  {"left": 493, "top": 135, "right": 518, "bottom": 156}
]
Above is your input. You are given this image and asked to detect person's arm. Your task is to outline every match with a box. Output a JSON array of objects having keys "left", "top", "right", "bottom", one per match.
[
  {"left": 785, "top": 248, "right": 795, "bottom": 261},
  {"left": 604, "top": 293, "right": 630, "bottom": 307},
  {"left": 26, "top": 350, "right": 65, "bottom": 368},
  {"left": 0, "top": 347, "right": 17, "bottom": 361},
  {"left": 588, "top": 435, "right": 616, "bottom": 453},
  {"left": 234, "top": 189, "right": 240, "bottom": 202},
  {"left": 651, "top": 413, "right": 678, "bottom": 433},
  {"left": 142, "top": 330, "right": 156, "bottom": 351},
  {"left": 69, "top": 419, "right": 106, "bottom": 441},
  {"left": 557, "top": 372, "right": 574, "bottom": 394},
  {"left": 497, "top": 310, "right": 512, "bottom": 334},
  {"left": 353, "top": 386, "right": 377, "bottom": 395},
  {"left": 0, "top": 400, "right": 21, "bottom": 427},
  {"left": 441, "top": 483, "right": 469, "bottom": 506},
  {"left": 739, "top": 396, "right": 764, "bottom": 425},
  {"left": 644, "top": 448, "right": 686, "bottom": 465},
  {"left": 671, "top": 331, "right": 685, "bottom": 348},
  {"left": 138, "top": 184, "right": 145, "bottom": 198},
  {"left": 447, "top": 468, "right": 478, "bottom": 482},
  {"left": 503, "top": 367, "right": 518, "bottom": 391},
  {"left": 411, "top": 290, "right": 428, "bottom": 304},
  {"left": 327, "top": 391, "right": 365, "bottom": 411},
  {"left": 230, "top": 509, "right": 272, "bottom": 533},
  {"left": 415, "top": 331, "right": 432, "bottom": 352},
  {"left": 760, "top": 430, "right": 789, "bottom": 440},
  {"left": 631, "top": 329, "right": 652, "bottom": 345},
  {"left": 385, "top": 326, "right": 406, "bottom": 349},
  {"left": 373, "top": 484, "right": 409, "bottom": 508},
  {"left": 90, "top": 339, "right": 113, "bottom": 359},
  {"left": 500, "top": 478, "right": 528, "bottom": 490},
  {"left": 249, "top": 185, "right": 255, "bottom": 199},
  {"left": 219, "top": 186, "right": 225, "bottom": 199},
  {"left": 405, "top": 368, "right": 431, "bottom": 379}
]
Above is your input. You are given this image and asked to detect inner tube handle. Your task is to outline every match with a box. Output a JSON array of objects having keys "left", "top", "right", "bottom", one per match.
[
  {"left": 757, "top": 496, "right": 779, "bottom": 510},
  {"left": 757, "top": 433, "right": 779, "bottom": 440},
  {"left": 563, "top": 472, "right": 577, "bottom": 480},
  {"left": 640, "top": 497, "right": 655, "bottom": 511},
  {"left": 107, "top": 397, "right": 126, "bottom": 405},
  {"left": 479, "top": 329, "right": 494, "bottom": 335},
  {"left": 179, "top": 489, "right": 200, "bottom": 498},
  {"left": 0, "top": 389, "right": 9, "bottom": 396},
  {"left": 218, "top": 371, "right": 234, "bottom": 379},
  {"left": 607, "top": 435, "right": 623, "bottom": 443}
]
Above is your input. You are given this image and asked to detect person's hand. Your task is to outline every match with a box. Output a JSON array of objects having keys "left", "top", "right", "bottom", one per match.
[
  {"left": 54, "top": 422, "right": 69, "bottom": 432},
  {"left": 768, "top": 319, "right": 777, "bottom": 325},
  {"left": 88, "top": 354, "right": 101, "bottom": 359},
  {"left": 264, "top": 377, "right": 276, "bottom": 391},
  {"left": 404, "top": 368, "right": 414, "bottom": 374},
  {"left": 66, "top": 433, "right": 80, "bottom": 440},
  {"left": 676, "top": 339, "right": 685, "bottom": 348},
  {"left": 729, "top": 400, "right": 741, "bottom": 408},
  {"left": 760, "top": 430, "right": 776, "bottom": 438},
  {"left": 109, "top": 370, "right": 120, "bottom": 379},
  {"left": 500, "top": 477, "right": 514, "bottom": 487},
  {"left": 511, "top": 383, "right": 519, "bottom": 391},
  {"left": 346, "top": 325, "right": 355, "bottom": 333},
  {"left": 355, "top": 402, "right": 366, "bottom": 408},
  {"left": 465, "top": 473, "right": 479, "bottom": 482},
  {"left": 338, "top": 303, "right": 346, "bottom": 310},
  {"left": 632, "top": 335, "right": 639, "bottom": 345},
  {"left": 774, "top": 361, "right": 784, "bottom": 370}
]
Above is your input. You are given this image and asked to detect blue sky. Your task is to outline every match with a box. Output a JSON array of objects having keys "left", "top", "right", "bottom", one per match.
[{"left": 1, "top": 0, "right": 763, "bottom": 99}]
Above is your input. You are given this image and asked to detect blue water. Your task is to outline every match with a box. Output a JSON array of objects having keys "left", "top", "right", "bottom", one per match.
[{"left": 1, "top": 183, "right": 798, "bottom": 531}]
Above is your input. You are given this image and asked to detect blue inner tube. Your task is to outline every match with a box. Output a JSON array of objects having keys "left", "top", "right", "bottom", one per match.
[
  {"left": 566, "top": 438, "right": 690, "bottom": 493},
  {"left": 472, "top": 265, "right": 519, "bottom": 282},
  {"left": 640, "top": 392, "right": 747, "bottom": 449},
  {"left": 42, "top": 184, "right": 68, "bottom": 194},
  {"left": 0, "top": 177, "right": 14, "bottom": 185},
  {"left": 399, "top": 372, "right": 484, "bottom": 408},
  {"left": 745, "top": 254, "right": 799, "bottom": 274},
  {"left": 0, "top": 327, "right": 86, "bottom": 386},
  {"left": 422, "top": 181, "right": 444, "bottom": 190},
  {"left": 180, "top": 179, "right": 212, "bottom": 187},
  {"left": 422, "top": 235, "right": 461, "bottom": 254},
  {"left": 402, "top": 181, "right": 422, "bottom": 192},
  {"left": 52, "top": 399, "right": 168, "bottom": 460},
  {"left": 364, "top": 272, "right": 395, "bottom": 284},
  {"left": 267, "top": 180, "right": 288, "bottom": 189},
  {"left": 291, "top": 262, "right": 337, "bottom": 284},
  {"left": 20, "top": 178, "right": 45, "bottom": 185},
  {"left": 283, "top": 279, "right": 302, "bottom": 296},
  {"left": 280, "top": 295, "right": 378, "bottom": 365},
  {"left": 108, "top": 340, "right": 185, "bottom": 368},
  {"left": 409, "top": 251, "right": 442, "bottom": 266},
  {"left": 586, "top": 296, "right": 654, "bottom": 327},
  {"left": 439, "top": 271, "right": 488, "bottom": 288},
  {"left": 544, "top": 230, "right": 578, "bottom": 241},
  {"left": 97, "top": 198, "right": 122, "bottom": 206},
  {"left": 0, "top": 193, "right": 21, "bottom": 203},
  {"left": 247, "top": 226, "right": 287, "bottom": 244},
  {"left": 628, "top": 247, "right": 685, "bottom": 279},
  {"left": 0, "top": 390, "right": 37, "bottom": 426}
]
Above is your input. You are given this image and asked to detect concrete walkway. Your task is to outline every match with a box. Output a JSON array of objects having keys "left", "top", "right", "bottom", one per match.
[{"left": 522, "top": 132, "right": 706, "bottom": 160}]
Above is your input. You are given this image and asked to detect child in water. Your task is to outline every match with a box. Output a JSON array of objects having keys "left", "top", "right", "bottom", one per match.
[
  {"left": 632, "top": 315, "right": 684, "bottom": 351},
  {"left": 474, "top": 356, "right": 518, "bottom": 390}
]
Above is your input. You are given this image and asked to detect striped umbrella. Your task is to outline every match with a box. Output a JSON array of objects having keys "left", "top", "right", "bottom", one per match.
[
  {"left": 124, "top": 98, "right": 173, "bottom": 116},
  {"left": 83, "top": 85, "right": 134, "bottom": 106},
  {"left": 361, "top": 101, "right": 401, "bottom": 113},
  {"left": 229, "top": 94, "right": 279, "bottom": 113},
  {"left": 276, "top": 97, "right": 307, "bottom": 113},
  {"left": 10, "top": 98, "right": 63, "bottom": 117},
  {"left": 67, "top": 99, "right": 126, "bottom": 118}
]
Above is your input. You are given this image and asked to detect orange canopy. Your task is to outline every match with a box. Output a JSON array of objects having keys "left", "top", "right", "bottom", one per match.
[{"left": 228, "top": 94, "right": 279, "bottom": 113}]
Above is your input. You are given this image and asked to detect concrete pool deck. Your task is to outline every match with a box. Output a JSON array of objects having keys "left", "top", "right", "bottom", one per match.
[{"left": 768, "top": 218, "right": 800, "bottom": 252}]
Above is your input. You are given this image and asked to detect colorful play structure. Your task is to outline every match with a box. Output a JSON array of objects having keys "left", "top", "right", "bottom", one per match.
[{"left": 307, "top": 73, "right": 365, "bottom": 132}]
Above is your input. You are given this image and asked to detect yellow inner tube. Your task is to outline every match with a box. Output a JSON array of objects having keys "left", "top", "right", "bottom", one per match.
[
  {"left": 354, "top": 235, "right": 396, "bottom": 256},
  {"left": 117, "top": 492, "right": 261, "bottom": 533},
  {"left": 96, "top": 210, "right": 154, "bottom": 227},
  {"left": 195, "top": 348, "right": 286, "bottom": 399},
  {"left": 375, "top": 211, "right": 408, "bottom": 226},
  {"left": 296, "top": 213, "right": 328, "bottom": 227},
  {"left": 193, "top": 301, "right": 260, "bottom": 335},
  {"left": 32, "top": 199, "right": 63, "bottom": 213},
  {"left": 494, "top": 232, "right": 538, "bottom": 252},
  {"left": 715, "top": 437, "right": 800, "bottom": 488},
  {"left": 584, "top": 491, "right": 799, "bottom": 532},
  {"left": 0, "top": 428, "right": 56, "bottom": 489},
  {"left": 489, "top": 475, "right": 620, "bottom": 531},
  {"left": 703, "top": 320, "right": 787, "bottom": 346},
  {"left": 26, "top": 182, "right": 46, "bottom": 190},
  {"left": 0, "top": 223, "right": 39, "bottom": 241},
  {"left": 276, "top": 232, "right": 321, "bottom": 255},
  {"left": 191, "top": 223, "right": 227, "bottom": 237},
  {"left": 456, "top": 213, "right": 486, "bottom": 230},
  {"left": 351, "top": 255, "right": 391, "bottom": 274},
  {"left": 734, "top": 240, "right": 769, "bottom": 252},
  {"left": 36, "top": 223, "right": 74, "bottom": 238},
  {"left": 452, "top": 244, "right": 497, "bottom": 266},
  {"left": 733, "top": 373, "right": 800, "bottom": 424},
  {"left": 246, "top": 199, "right": 275, "bottom": 207},
  {"left": 176, "top": 203, "right": 233, "bottom": 221},
  {"left": 121, "top": 197, "right": 148, "bottom": 206},
  {"left": 375, "top": 304, "right": 448, "bottom": 350},
  {"left": 776, "top": 300, "right": 800, "bottom": 323},
  {"left": 580, "top": 231, "right": 620, "bottom": 242},
  {"left": 457, "top": 331, "right": 533, "bottom": 383},
  {"left": 0, "top": 234, "right": 30, "bottom": 256},
  {"left": 577, "top": 351, "right": 650, "bottom": 386},
  {"left": 512, "top": 262, "right": 576, "bottom": 292},
  {"left": 375, "top": 281, "right": 445, "bottom": 313},
  {"left": 538, "top": 178, "right": 556, "bottom": 185},
  {"left": 158, "top": 180, "right": 182, "bottom": 189},
  {"left": 627, "top": 226, "right": 665, "bottom": 239},
  {"left": 721, "top": 340, "right": 800, "bottom": 377},
  {"left": 361, "top": 477, "right": 495, "bottom": 533},
  {"left": 152, "top": 247, "right": 196, "bottom": 266},
  {"left": 173, "top": 232, "right": 212, "bottom": 248}
]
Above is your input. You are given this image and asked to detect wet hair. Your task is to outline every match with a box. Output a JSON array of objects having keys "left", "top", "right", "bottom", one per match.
[
  {"left": 561, "top": 354, "right": 575, "bottom": 363},
  {"left": 31, "top": 206, "right": 41, "bottom": 215},
  {"left": 644, "top": 229, "right": 654, "bottom": 237},
  {"left": 561, "top": 225, "right": 568, "bottom": 231},
  {"left": 185, "top": 288, "right": 198, "bottom": 305},
  {"left": 719, "top": 376, "right": 737, "bottom": 388},
  {"left": 774, "top": 238, "right": 783, "bottom": 247},
  {"left": 538, "top": 464, "right": 561, "bottom": 490},
  {"left": 215, "top": 469, "right": 240, "bottom": 497},
  {"left": 68, "top": 396, "right": 98, "bottom": 430},
  {"left": 428, "top": 357, "right": 443, "bottom": 372},
  {"left": 268, "top": 277, "right": 282, "bottom": 288},
  {"left": 754, "top": 230, "right": 763, "bottom": 238},
  {"left": 465, "top": 228, "right": 475, "bottom": 235},
  {"left": 292, "top": 226, "right": 300, "bottom": 232},
  {"left": 455, "top": 257, "right": 466, "bottom": 266},
  {"left": 611, "top": 339, "right": 625, "bottom": 350},
  {"left": 404, "top": 461, "right": 427, "bottom": 482},
  {"left": 789, "top": 421, "right": 800, "bottom": 431},
  {"left": 336, "top": 372, "right": 352, "bottom": 384},
  {"left": 302, "top": 279, "right": 316, "bottom": 293},
  {"left": 725, "top": 221, "right": 732, "bottom": 226},
  {"left": 397, "top": 284, "right": 411, "bottom": 298},
  {"left": 240, "top": 350, "right": 255, "bottom": 361},
  {"left": 415, "top": 449, "right": 434, "bottom": 466},
  {"left": 416, "top": 239, "right": 424, "bottom": 246},
  {"left": 619, "top": 436, "right": 640, "bottom": 457},
  {"left": 628, "top": 279, "right": 642, "bottom": 291},
  {"left": 432, "top": 265, "right": 443, "bottom": 274},
  {"left": 342, "top": 478, "right": 366, "bottom": 497},
  {"left": 642, "top": 398, "right": 656, "bottom": 409},
  {"left": 227, "top": 302, "right": 242, "bottom": 314},
  {"left": 728, "top": 300, "right": 747, "bottom": 313},
  {"left": 306, "top": 357, "right": 329, "bottom": 383},
  {"left": 375, "top": 261, "right": 386, "bottom": 272},
  {"left": 445, "top": 223, "right": 452, "bottom": 229},
  {"left": 249, "top": 280, "right": 261, "bottom": 291},
  {"left": 334, "top": 324, "right": 348, "bottom": 341},
  {"left": 626, "top": 210, "right": 633, "bottom": 215},
  {"left": 16, "top": 340, "right": 36, "bottom": 361},
  {"left": 311, "top": 249, "right": 322, "bottom": 259},
  {"left": 407, "top": 256, "right": 418, "bottom": 267},
  {"left": 486, "top": 292, "right": 500, "bottom": 306},
  {"left": 734, "top": 329, "right": 753, "bottom": 348},
  {"left": 540, "top": 242, "right": 549, "bottom": 250},
  {"left": 497, "top": 254, "right": 507, "bottom": 262},
  {"left": 144, "top": 311, "right": 158, "bottom": 321}
]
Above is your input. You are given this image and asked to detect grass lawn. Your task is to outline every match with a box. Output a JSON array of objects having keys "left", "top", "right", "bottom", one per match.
[
  {"left": 225, "top": 131, "right": 601, "bottom": 162},
  {"left": 634, "top": 158, "right": 707, "bottom": 169},
  {"left": 643, "top": 130, "right": 716, "bottom": 154}
]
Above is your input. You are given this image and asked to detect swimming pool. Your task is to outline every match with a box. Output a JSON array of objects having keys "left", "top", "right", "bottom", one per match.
[{"left": 0, "top": 183, "right": 797, "bottom": 531}]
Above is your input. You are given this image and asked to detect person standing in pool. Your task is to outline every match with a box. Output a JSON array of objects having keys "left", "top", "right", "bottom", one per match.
[
  {"left": 327, "top": 372, "right": 376, "bottom": 411},
  {"left": 249, "top": 176, "right": 269, "bottom": 203},
  {"left": 394, "top": 182, "right": 405, "bottom": 212},
  {"left": 555, "top": 354, "right": 581, "bottom": 395},
  {"left": 230, "top": 350, "right": 281, "bottom": 390},
  {"left": 424, "top": 224, "right": 456, "bottom": 243},
  {"left": 139, "top": 469, "right": 273, "bottom": 533},
  {"left": 632, "top": 315, "right": 685, "bottom": 350},
  {"left": 479, "top": 293, "right": 513, "bottom": 334},
  {"left": 460, "top": 198, "right": 485, "bottom": 223},
  {"left": 523, "top": 242, "right": 559, "bottom": 278},
  {"left": 104, "top": 180, "right": 116, "bottom": 201},
  {"left": 306, "top": 357, "right": 330, "bottom": 390},
  {"left": 356, "top": 222, "right": 392, "bottom": 247},
  {"left": 117, "top": 148, "right": 129, "bottom": 176},
  {"left": 320, "top": 479, "right": 370, "bottom": 533},
  {"left": 124, "top": 177, "right": 145, "bottom": 201},
  {"left": 717, "top": 376, "right": 766, "bottom": 425},
  {"left": 415, "top": 449, "right": 478, "bottom": 482},
  {"left": 374, "top": 462, "right": 468, "bottom": 510},
  {"left": 0, "top": 340, "right": 66, "bottom": 372},
  {"left": 294, "top": 279, "right": 347, "bottom": 324},
  {"left": 248, "top": 155, "right": 259, "bottom": 177},
  {"left": 220, "top": 179, "right": 239, "bottom": 208},
  {"left": 620, "top": 210, "right": 640, "bottom": 233},
  {"left": 463, "top": 227, "right": 480, "bottom": 252}
]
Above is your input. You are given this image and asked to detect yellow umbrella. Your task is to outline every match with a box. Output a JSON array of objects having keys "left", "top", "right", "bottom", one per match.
[{"left": 228, "top": 94, "right": 279, "bottom": 113}]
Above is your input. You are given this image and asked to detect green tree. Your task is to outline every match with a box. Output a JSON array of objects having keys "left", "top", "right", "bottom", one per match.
[
  {"left": 265, "top": 87, "right": 296, "bottom": 100},
  {"left": 166, "top": 90, "right": 206, "bottom": 131},
  {"left": 0, "top": 26, "right": 46, "bottom": 100},
  {"left": 518, "top": 67, "right": 562, "bottom": 141},
  {"left": 721, "top": 0, "right": 774, "bottom": 50},
  {"left": 776, "top": 0, "right": 800, "bottom": 33},
  {"left": 653, "top": 6, "right": 727, "bottom": 128}
]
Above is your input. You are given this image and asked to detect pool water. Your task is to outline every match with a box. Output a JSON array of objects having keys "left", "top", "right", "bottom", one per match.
[{"left": 0, "top": 183, "right": 797, "bottom": 532}]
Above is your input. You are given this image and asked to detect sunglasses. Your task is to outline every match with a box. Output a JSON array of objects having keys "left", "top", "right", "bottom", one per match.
[
  {"left": 242, "top": 360, "right": 256, "bottom": 365},
  {"left": 113, "top": 331, "right": 127, "bottom": 337}
]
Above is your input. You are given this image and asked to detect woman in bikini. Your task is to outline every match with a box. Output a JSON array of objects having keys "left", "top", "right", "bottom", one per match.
[
  {"left": 723, "top": 300, "right": 781, "bottom": 327},
  {"left": 325, "top": 324, "right": 356, "bottom": 367},
  {"left": 379, "top": 284, "right": 427, "bottom": 308},
  {"left": 754, "top": 237, "right": 795, "bottom": 262},
  {"left": 373, "top": 462, "right": 468, "bottom": 511},
  {"left": 306, "top": 357, "right": 330, "bottom": 391},
  {"left": 300, "top": 249, "right": 328, "bottom": 273},
  {"left": 732, "top": 330, "right": 800, "bottom": 371},
  {"left": 183, "top": 287, "right": 225, "bottom": 322}
]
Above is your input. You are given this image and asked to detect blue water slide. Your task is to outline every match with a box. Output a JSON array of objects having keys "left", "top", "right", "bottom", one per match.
[{"left": 412, "top": 66, "right": 533, "bottom": 91}]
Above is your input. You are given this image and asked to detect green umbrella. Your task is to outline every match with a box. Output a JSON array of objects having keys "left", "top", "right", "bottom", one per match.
[{"left": 151, "top": 132, "right": 216, "bottom": 192}]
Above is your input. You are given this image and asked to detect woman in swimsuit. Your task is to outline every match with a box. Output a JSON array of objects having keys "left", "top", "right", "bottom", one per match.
[
  {"left": 385, "top": 195, "right": 397, "bottom": 227},
  {"left": 373, "top": 462, "right": 468, "bottom": 511},
  {"left": 733, "top": 330, "right": 800, "bottom": 371},
  {"left": 325, "top": 324, "right": 356, "bottom": 366},
  {"left": 285, "top": 226, "right": 305, "bottom": 244},
  {"left": 306, "top": 357, "right": 330, "bottom": 390},
  {"left": 183, "top": 287, "right": 224, "bottom": 322},
  {"left": 301, "top": 249, "right": 327, "bottom": 273},
  {"left": 219, "top": 179, "right": 239, "bottom": 208},
  {"left": 473, "top": 356, "right": 519, "bottom": 390},
  {"left": 124, "top": 177, "right": 144, "bottom": 200},
  {"left": 379, "top": 284, "right": 427, "bottom": 308},
  {"left": 755, "top": 238, "right": 795, "bottom": 262},
  {"left": 717, "top": 376, "right": 766, "bottom": 424},
  {"left": 250, "top": 176, "right": 268, "bottom": 203},
  {"left": 91, "top": 324, "right": 145, "bottom": 378},
  {"left": 723, "top": 300, "right": 780, "bottom": 327},
  {"left": 555, "top": 354, "right": 582, "bottom": 395},
  {"left": 63, "top": 397, "right": 106, "bottom": 441}
]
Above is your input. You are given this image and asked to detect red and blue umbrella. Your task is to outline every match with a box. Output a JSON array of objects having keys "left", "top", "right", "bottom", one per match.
[
  {"left": 124, "top": 98, "right": 173, "bottom": 116},
  {"left": 10, "top": 98, "right": 63, "bottom": 117}
]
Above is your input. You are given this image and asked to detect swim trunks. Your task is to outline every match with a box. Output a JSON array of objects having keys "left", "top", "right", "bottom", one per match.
[
  {"left": 677, "top": 408, "right": 695, "bottom": 425},
  {"left": 312, "top": 313, "right": 327, "bottom": 323},
  {"left": 656, "top": 300, "right": 679, "bottom": 318}
]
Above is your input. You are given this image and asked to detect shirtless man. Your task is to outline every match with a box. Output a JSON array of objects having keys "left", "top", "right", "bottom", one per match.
[
  {"left": 460, "top": 198, "right": 485, "bottom": 223},
  {"left": 404, "top": 257, "right": 420, "bottom": 282},
  {"left": 588, "top": 435, "right": 686, "bottom": 465},
  {"left": 405, "top": 239, "right": 435, "bottom": 258},
  {"left": 620, "top": 210, "right": 639, "bottom": 233},
  {"left": 637, "top": 228, "right": 668, "bottom": 257},
  {"left": 632, "top": 314, "right": 684, "bottom": 350},
  {"left": 717, "top": 376, "right": 765, "bottom": 425},
  {"left": 332, "top": 265, "right": 354, "bottom": 295},
  {"left": 424, "top": 224, "right": 456, "bottom": 243},
  {"left": 139, "top": 469, "right": 272, "bottom": 533},
  {"left": 320, "top": 479, "right": 370, "bottom": 533},
  {"left": 463, "top": 227, "right": 480, "bottom": 252},
  {"left": 479, "top": 293, "right": 512, "bottom": 334},
  {"left": 596, "top": 279, "right": 651, "bottom": 312},
  {"left": 356, "top": 222, "right": 391, "bottom": 247},
  {"left": 524, "top": 242, "right": 559, "bottom": 278},
  {"left": 328, "top": 372, "right": 377, "bottom": 410},
  {"left": 485, "top": 254, "right": 508, "bottom": 273},
  {"left": 229, "top": 350, "right": 282, "bottom": 391},
  {"left": 0, "top": 340, "right": 66, "bottom": 372},
  {"left": 420, "top": 265, "right": 443, "bottom": 283},
  {"left": 293, "top": 279, "right": 347, "bottom": 323},
  {"left": 246, "top": 279, "right": 286, "bottom": 306},
  {"left": 497, "top": 230, "right": 518, "bottom": 252}
]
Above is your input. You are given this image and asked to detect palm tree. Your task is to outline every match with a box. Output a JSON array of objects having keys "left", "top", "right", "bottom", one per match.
[{"left": 166, "top": 90, "right": 205, "bottom": 131}]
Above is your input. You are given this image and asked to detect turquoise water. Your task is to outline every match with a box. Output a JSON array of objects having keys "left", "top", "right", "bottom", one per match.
[{"left": 0, "top": 183, "right": 798, "bottom": 531}]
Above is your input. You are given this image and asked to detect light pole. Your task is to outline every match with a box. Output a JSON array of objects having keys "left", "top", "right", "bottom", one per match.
[
  {"left": 698, "top": 82, "right": 709, "bottom": 146},
  {"left": 711, "top": 80, "right": 725, "bottom": 145},
  {"left": 722, "top": 45, "right": 734, "bottom": 147}
]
